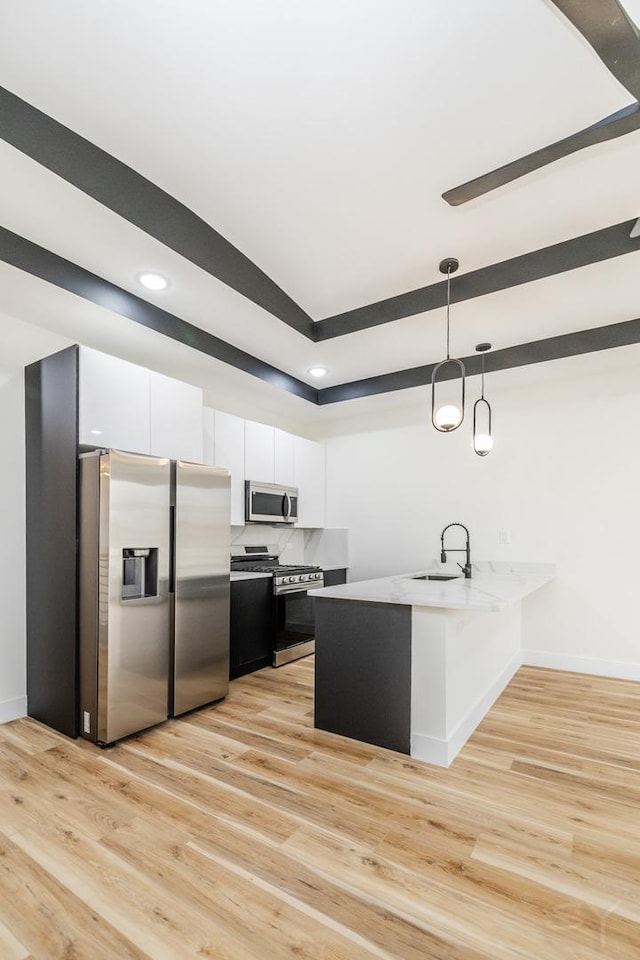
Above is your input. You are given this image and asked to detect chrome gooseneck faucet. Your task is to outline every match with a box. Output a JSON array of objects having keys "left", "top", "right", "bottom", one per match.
[{"left": 440, "top": 523, "right": 472, "bottom": 578}]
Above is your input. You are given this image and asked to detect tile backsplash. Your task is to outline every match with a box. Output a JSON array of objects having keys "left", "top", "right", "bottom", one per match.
[
  {"left": 231, "top": 526, "right": 306, "bottom": 563},
  {"left": 231, "top": 526, "right": 349, "bottom": 569}
]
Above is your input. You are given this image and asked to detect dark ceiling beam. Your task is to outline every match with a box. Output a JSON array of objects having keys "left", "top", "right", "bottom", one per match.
[
  {"left": 315, "top": 219, "right": 640, "bottom": 341},
  {"left": 0, "top": 85, "right": 315, "bottom": 340},
  {"left": 2, "top": 223, "right": 640, "bottom": 407},
  {"left": 318, "top": 319, "right": 640, "bottom": 406},
  {"left": 4, "top": 86, "right": 640, "bottom": 351},
  {"left": 0, "top": 226, "right": 317, "bottom": 403},
  {"left": 317, "top": 318, "right": 640, "bottom": 404}
]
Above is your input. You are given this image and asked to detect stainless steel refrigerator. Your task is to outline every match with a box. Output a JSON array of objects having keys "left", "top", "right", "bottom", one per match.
[{"left": 79, "top": 449, "right": 230, "bottom": 746}]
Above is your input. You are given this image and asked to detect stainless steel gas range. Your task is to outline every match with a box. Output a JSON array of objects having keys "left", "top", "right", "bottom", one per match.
[{"left": 231, "top": 546, "right": 324, "bottom": 666}]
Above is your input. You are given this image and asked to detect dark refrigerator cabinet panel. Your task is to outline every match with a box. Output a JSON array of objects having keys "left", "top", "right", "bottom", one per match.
[
  {"left": 25, "top": 345, "right": 79, "bottom": 738},
  {"left": 172, "top": 461, "right": 231, "bottom": 716}
]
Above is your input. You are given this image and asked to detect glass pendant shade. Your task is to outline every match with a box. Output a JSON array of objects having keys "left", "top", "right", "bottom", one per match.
[
  {"left": 473, "top": 342, "right": 493, "bottom": 456},
  {"left": 473, "top": 431, "right": 494, "bottom": 454},
  {"left": 431, "top": 257, "right": 465, "bottom": 433},
  {"left": 435, "top": 403, "right": 463, "bottom": 431}
]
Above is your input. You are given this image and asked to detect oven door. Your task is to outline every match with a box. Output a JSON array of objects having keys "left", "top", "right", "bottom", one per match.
[{"left": 273, "top": 586, "right": 316, "bottom": 667}]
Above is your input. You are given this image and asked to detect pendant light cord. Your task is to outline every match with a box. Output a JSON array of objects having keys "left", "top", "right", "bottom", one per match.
[
  {"left": 446, "top": 266, "right": 451, "bottom": 360},
  {"left": 481, "top": 351, "right": 485, "bottom": 399}
]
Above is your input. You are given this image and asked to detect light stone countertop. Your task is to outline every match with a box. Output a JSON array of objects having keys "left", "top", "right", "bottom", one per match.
[
  {"left": 230, "top": 571, "right": 273, "bottom": 582},
  {"left": 308, "top": 561, "right": 555, "bottom": 612}
]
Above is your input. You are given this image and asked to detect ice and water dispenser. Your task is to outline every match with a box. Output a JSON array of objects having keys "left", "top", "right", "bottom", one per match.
[{"left": 121, "top": 547, "right": 159, "bottom": 600}]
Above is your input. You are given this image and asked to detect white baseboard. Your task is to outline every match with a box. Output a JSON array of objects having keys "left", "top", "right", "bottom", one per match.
[
  {"left": 523, "top": 650, "right": 640, "bottom": 682},
  {"left": 411, "top": 652, "right": 522, "bottom": 768},
  {"left": 0, "top": 696, "right": 27, "bottom": 725},
  {"left": 410, "top": 731, "right": 450, "bottom": 767}
]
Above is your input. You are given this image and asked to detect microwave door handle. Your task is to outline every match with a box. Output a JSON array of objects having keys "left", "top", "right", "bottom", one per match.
[{"left": 283, "top": 492, "right": 291, "bottom": 521}]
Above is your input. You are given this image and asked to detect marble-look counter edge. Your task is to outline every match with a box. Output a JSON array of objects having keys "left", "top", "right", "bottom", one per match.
[{"left": 309, "top": 561, "right": 555, "bottom": 612}]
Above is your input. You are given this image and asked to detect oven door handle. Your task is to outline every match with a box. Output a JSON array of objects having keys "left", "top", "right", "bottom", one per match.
[{"left": 275, "top": 579, "right": 324, "bottom": 596}]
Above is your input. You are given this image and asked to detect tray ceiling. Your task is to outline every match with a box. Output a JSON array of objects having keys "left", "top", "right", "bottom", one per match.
[{"left": 0, "top": 0, "right": 639, "bottom": 419}]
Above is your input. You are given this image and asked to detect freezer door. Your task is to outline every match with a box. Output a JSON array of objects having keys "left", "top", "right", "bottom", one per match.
[
  {"left": 172, "top": 462, "right": 231, "bottom": 715},
  {"left": 98, "top": 449, "right": 171, "bottom": 744}
]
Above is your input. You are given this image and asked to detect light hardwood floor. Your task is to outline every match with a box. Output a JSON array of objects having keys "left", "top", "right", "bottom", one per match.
[{"left": 1, "top": 661, "right": 640, "bottom": 959}]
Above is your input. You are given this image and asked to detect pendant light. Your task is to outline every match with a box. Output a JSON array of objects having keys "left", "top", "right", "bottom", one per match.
[
  {"left": 431, "top": 257, "right": 465, "bottom": 431},
  {"left": 473, "top": 342, "right": 493, "bottom": 456}
]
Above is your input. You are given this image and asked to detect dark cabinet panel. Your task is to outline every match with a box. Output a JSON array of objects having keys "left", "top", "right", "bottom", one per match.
[
  {"left": 25, "top": 345, "right": 80, "bottom": 738},
  {"left": 322, "top": 568, "right": 347, "bottom": 588},
  {"left": 229, "top": 569, "right": 346, "bottom": 681},
  {"left": 315, "top": 598, "right": 411, "bottom": 754},
  {"left": 230, "top": 578, "right": 274, "bottom": 679}
]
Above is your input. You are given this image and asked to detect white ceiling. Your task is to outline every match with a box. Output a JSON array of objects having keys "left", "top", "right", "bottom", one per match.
[{"left": 0, "top": 0, "right": 639, "bottom": 422}]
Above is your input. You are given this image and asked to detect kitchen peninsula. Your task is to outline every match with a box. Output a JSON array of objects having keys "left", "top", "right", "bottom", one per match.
[{"left": 310, "top": 562, "right": 554, "bottom": 767}]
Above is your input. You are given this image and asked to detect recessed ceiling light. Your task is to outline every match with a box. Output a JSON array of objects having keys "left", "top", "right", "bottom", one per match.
[
  {"left": 308, "top": 366, "right": 328, "bottom": 378},
  {"left": 138, "top": 272, "right": 169, "bottom": 291},
  {"left": 89, "top": 429, "right": 102, "bottom": 435}
]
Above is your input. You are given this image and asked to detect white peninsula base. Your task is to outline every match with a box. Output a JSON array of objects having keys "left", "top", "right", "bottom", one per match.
[{"left": 411, "top": 602, "right": 522, "bottom": 766}]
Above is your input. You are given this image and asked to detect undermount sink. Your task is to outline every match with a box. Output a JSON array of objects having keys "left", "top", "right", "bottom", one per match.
[{"left": 412, "top": 573, "right": 460, "bottom": 581}]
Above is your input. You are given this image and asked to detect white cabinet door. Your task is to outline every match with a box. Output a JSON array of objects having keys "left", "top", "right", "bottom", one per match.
[
  {"left": 203, "top": 406, "right": 215, "bottom": 465},
  {"left": 149, "top": 371, "right": 203, "bottom": 462},
  {"left": 274, "top": 429, "right": 295, "bottom": 486},
  {"left": 214, "top": 410, "right": 245, "bottom": 525},
  {"left": 245, "top": 420, "right": 274, "bottom": 482},
  {"left": 294, "top": 436, "right": 325, "bottom": 528},
  {"left": 79, "top": 347, "right": 151, "bottom": 453}
]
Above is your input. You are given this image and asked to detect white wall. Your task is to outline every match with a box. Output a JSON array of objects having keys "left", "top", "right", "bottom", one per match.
[
  {"left": 321, "top": 346, "right": 640, "bottom": 677},
  {"left": 0, "top": 371, "right": 27, "bottom": 721}
]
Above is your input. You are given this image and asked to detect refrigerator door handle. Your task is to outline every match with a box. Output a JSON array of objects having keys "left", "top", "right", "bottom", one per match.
[{"left": 169, "top": 504, "right": 176, "bottom": 594}]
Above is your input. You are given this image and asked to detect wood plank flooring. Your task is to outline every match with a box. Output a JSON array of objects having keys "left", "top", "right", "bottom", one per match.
[{"left": 1, "top": 661, "right": 640, "bottom": 959}]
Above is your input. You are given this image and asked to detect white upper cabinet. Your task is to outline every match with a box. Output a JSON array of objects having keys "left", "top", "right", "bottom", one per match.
[
  {"left": 244, "top": 421, "right": 325, "bottom": 526},
  {"left": 244, "top": 420, "right": 275, "bottom": 482},
  {"left": 149, "top": 371, "right": 203, "bottom": 462},
  {"left": 214, "top": 410, "right": 245, "bottom": 526},
  {"left": 274, "top": 429, "right": 295, "bottom": 486},
  {"left": 80, "top": 347, "right": 203, "bottom": 462},
  {"left": 294, "top": 436, "right": 325, "bottom": 528},
  {"left": 80, "top": 346, "right": 326, "bottom": 529},
  {"left": 79, "top": 347, "right": 151, "bottom": 454}
]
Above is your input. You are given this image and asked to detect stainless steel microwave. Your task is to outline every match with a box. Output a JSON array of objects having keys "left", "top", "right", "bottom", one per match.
[{"left": 245, "top": 480, "right": 298, "bottom": 524}]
